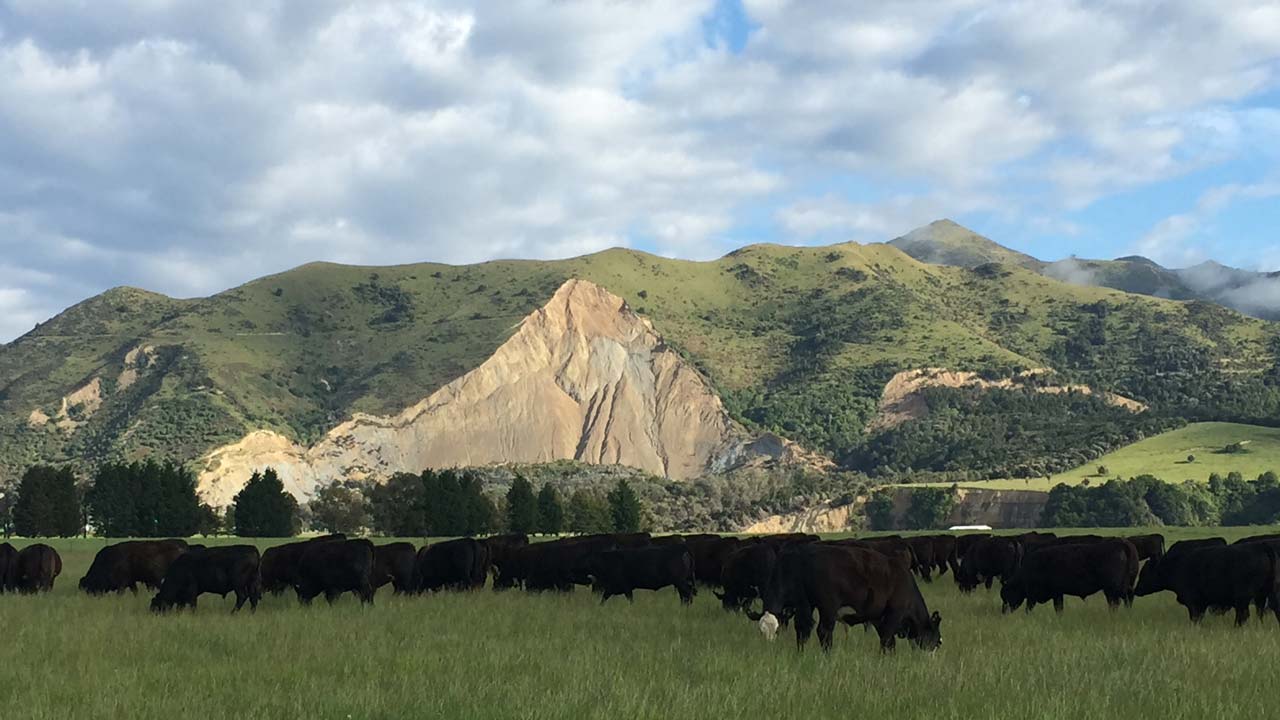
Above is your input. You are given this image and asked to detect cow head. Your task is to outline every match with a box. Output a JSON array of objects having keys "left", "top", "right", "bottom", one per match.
[
  {"left": 1133, "top": 557, "right": 1166, "bottom": 597},
  {"left": 999, "top": 578, "right": 1025, "bottom": 613},
  {"left": 913, "top": 611, "right": 943, "bottom": 652}
]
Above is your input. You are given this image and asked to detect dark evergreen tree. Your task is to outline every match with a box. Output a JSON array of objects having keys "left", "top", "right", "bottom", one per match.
[
  {"left": 13, "top": 465, "right": 80, "bottom": 537},
  {"left": 536, "top": 483, "right": 564, "bottom": 535},
  {"left": 232, "top": 468, "right": 298, "bottom": 537},
  {"left": 369, "top": 472, "right": 429, "bottom": 536},
  {"left": 607, "top": 479, "right": 643, "bottom": 533},
  {"left": 505, "top": 476, "right": 538, "bottom": 534},
  {"left": 567, "top": 489, "right": 612, "bottom": 535}
]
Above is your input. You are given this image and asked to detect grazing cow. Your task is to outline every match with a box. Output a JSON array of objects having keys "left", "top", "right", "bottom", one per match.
[
  {"left": 717, "top": 542, "right": 781, "bottom": 612},
  {"left": 0, "top": 543, "right": 17, "bottom": 593},
  {"left": 297, "top": 539, "right": 376, "bottom": 605},
  {"left": 686, "top": 536, "right": 739, "bottom": 588},
  {"left": 1136, "top": 542, "right": 1278, "bottom": 625},
  {"left": 752, "top": 545, "right": 942, "bottom": 653},
  {"left": 150, "top": 546, "right": 262, "bottom": 613},
  {"left": 930, "top": 535, "right": 959, "bottom": 577},
  {"left": 1236, "top": 534, "right": 1280, "bottom": 550},
  {"left": 1125, "top": 534, "right": 1166, "bottom": 562},
  {"left": 1001, "top": 540, "right": 1139, "bottom": 614},
  {"left": 260, "top": 534, "right": 346, "bottom": 596},
  {"left": 10, "top": 544, "right": 62, "bottom": 594},
  {"left": 482, "top": 533, "right": 529, "bottom": 581},
  {"left": 955, "top": 533, "right": 992, "bottom": 560},
  {"left": 1013, "top": 532, "right": 1058, "bottom": 551},
  {"left": 372, "top": 542, "right": 418, "bottom": 595},
  {"left": 588, "top": 545, "right": 696, "bottom": 604},
  {"left": 79, "top": 540, "right": 189, "bottom": 595},
  {"left": 416, "top": 538, "right": 490, "bottom": 592},
  {"left": 956, "top": 536, "right": 1022, "bottom": 593}
]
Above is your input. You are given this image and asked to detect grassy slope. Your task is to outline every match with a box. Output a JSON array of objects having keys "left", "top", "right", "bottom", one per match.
[
  {"left": 966, "top": 422, "right": 1280, "bottom": 490},
  {"left": 0, "top": 241, "right": 1275, "bottom": 477},
  {"left": 2, "top": 530, "right": 1278, "bottom": 720}
]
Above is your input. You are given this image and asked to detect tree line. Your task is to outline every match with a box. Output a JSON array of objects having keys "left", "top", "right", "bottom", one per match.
[{"left": 0, "top": 462, "right": 647, "bottom": 538}]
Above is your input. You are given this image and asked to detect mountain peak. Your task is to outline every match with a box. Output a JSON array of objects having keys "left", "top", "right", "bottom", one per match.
[{"left": 889, "top": 220, "right": 1045, "bottom": 271}]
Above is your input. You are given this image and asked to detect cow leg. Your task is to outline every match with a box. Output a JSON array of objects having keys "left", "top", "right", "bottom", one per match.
[
  {"left": 677, "top": 584, "right": 695, "bottom": 606},
  {"left": 325, "top": 590, "right": 341, "bottom": 605},
  {"left": 599, "top": 591, "right": 612, "bottom": 605},
  {"left": 625, "top": 591, "right": 635, "bottom": 604},
  {"left": 1053, "top": 596, "right": 1065, "bottom": 614},
  {"left": 919, "top": 568, "right": 932, "bottom": 583},
  {"left": 816, "top": 611, "right": 837, "bottom": 653},
  {"left": 875, "top": 616, "right": 899, "bottom": 653},
  {"left": 1105, "top": 592, "right": 1121, "bottom": 611},
  {"left": 984, "top": 577, "right": 994, "bottom": 590},
  {"left": 1232, "top": 603, "right": 1249, "bottom": 627},
  {"left": 360, "top": 584, "right": 375, "bottom": 606},
  {"left": 793, "top": 610, "right": 815, "bottom": 651},
  {"left": 232, "top": 592, "right": 248, "bottom": 613}
]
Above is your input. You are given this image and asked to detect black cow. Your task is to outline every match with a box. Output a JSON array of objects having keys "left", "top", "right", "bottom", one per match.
[
  {"left": 1014, "top": 532, "right": 1058, "bottom": 551},
  {"left": 150, "top": 546, "right": 261, "bottom": 613},
  {"left": 1001, "top": 539, "right": 1139, "bottom": 614},
  {"left": 416, "top": 538, "right": 490, "bottom": 592},
  {"left": 904, "top": 537, "right": 937, "bottom": 582},
  {"left": 1136, "top": 541, "right": 1278, "bottom": 625},
  {"left": 10, "top": 544, "right": 62, "bottom": 594},
  {"left": 930, "top": 535, "right": 959, "bottom": 577},
  {"left": 955, "top": 533, "right": 992, "bottom": 559},
  {"left": 956, "top": 536, "right": 1021, "bottom": 593},
  {"left": 588, "top": 545, "right": 696, "bottom": 604},
  {"left": 482, "top": 533, "right": 529, "bottom": 581},
  {"left": 1125, "top": 534, "right": 1165, "bottom": 561},
  {"left": 687, "top": 536, "right": 739, "bottom": 587},
  {"left": 79, "top": 540, "right": 189, "bottom": 595},
  {"left": 716, "top": 542, "right": 781, "bottom": 612},
  {"left": 754, "top": 545, "right": 942, "bottom": 653},
  {"left": 260, "top": 534, "right": 346, "bottom": 596},
  {"left": 296, "top": 539, "right": 376, "bottom": 605},
  {"left": 372, "top": 542, "right": 418, "bottom": 595},
  {"left": 0, "top": 543, "right": 16, "bottom": 593}
]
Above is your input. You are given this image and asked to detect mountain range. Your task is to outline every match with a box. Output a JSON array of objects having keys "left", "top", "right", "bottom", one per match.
[
  {"left": 891, "top": 220, "right": 1280, "bottom": 320},
  {"left": 2, "top": 221, "right": 1277, "bottom": 504}
]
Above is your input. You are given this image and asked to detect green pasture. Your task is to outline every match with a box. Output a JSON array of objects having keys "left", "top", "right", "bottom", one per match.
[
  {"left": 968, "top": 423, "right": 1280, "bottom": 491},
  {"left": 1, "top": 529, "right": 1278, "bottom": 719}
]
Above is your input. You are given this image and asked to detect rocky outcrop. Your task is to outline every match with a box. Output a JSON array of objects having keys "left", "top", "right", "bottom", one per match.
[
  {"left": 197, "top": 279, "right": 813, "bottom": 505},
  {"left": 868, "top": 368, "right": 1146, "bottom": 432},
  {"left": 28, "top": 377, "right": 104, "bottom": 431}
]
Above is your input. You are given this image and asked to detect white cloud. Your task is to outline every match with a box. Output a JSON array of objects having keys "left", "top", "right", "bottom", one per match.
[{"left": 0, "top": 0, "right": 1278, "bottom": 341}]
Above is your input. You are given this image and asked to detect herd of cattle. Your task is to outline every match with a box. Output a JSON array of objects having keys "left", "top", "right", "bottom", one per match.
[{"left": 1, "top": 530, "right": 1278, "bottom": 653}]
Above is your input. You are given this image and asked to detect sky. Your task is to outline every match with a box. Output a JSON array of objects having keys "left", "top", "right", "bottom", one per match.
[{"left": 1, "top": 0, "right": 1278, "bottom": 342}]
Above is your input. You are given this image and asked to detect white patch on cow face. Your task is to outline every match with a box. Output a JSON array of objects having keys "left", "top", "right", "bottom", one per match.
[{"left": 758, "top": 612, "right": 780, "bottom": 641}]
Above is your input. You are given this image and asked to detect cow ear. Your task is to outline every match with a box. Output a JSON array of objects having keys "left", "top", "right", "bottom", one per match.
[{"left": 931, "top": 611, "right": 942, "bottom": 626}]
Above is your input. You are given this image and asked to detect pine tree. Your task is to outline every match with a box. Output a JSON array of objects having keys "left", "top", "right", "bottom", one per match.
[
  {"left": 567, "top": 489, "right": 612, "bottom": 535},
  {"left": 607, "top": 479, "right": 643, "bottom": 533},
  {"left": 505, "top": 476, "right": 538, "bottom": 534},
  {"left": 232, "top": 468, "right": 298, "bottom": 537},
  {"left": 13, "top": 465, "right": 81, "bottom": 537},
  {"left": 536, "top": 483, "right": 563, "bottom": 535}
]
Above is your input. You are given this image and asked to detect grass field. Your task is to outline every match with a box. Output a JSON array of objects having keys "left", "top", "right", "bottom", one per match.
[
  {"left": 967, "top": 422, "right": 1280, "bottom": 491},
  {"left": 1, "top": 529, "right": 1278, "bottom": 719}
]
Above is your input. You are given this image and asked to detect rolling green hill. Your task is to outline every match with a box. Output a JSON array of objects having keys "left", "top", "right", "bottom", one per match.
[
  {"left": 2, "top": 228, "right": 1278, "bottom": 484},
  {"left": 962, "top": 423, "right": 1280, "bottom": 491}
]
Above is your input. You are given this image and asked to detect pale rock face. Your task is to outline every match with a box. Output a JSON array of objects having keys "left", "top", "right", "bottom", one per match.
[{"left": 196, "top": 279, "right": 788, "bottom": 506}]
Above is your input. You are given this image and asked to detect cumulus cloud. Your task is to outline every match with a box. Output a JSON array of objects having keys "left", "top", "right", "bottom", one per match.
[{"left": 0, "top": 0, "right": 1278, "bottom": 341}]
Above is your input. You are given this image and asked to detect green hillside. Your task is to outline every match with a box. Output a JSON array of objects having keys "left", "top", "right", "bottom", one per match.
[
  {"left": 2, "top": 233, "right": 1278, "bottom": 482},
  {"left": 967, "top": 423, "right": 1280, "bottom": 490}
]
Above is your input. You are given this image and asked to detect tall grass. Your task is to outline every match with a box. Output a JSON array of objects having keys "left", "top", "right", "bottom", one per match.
[{"left": 1, "top": 531, "right": 1277, "bottom": 719}]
